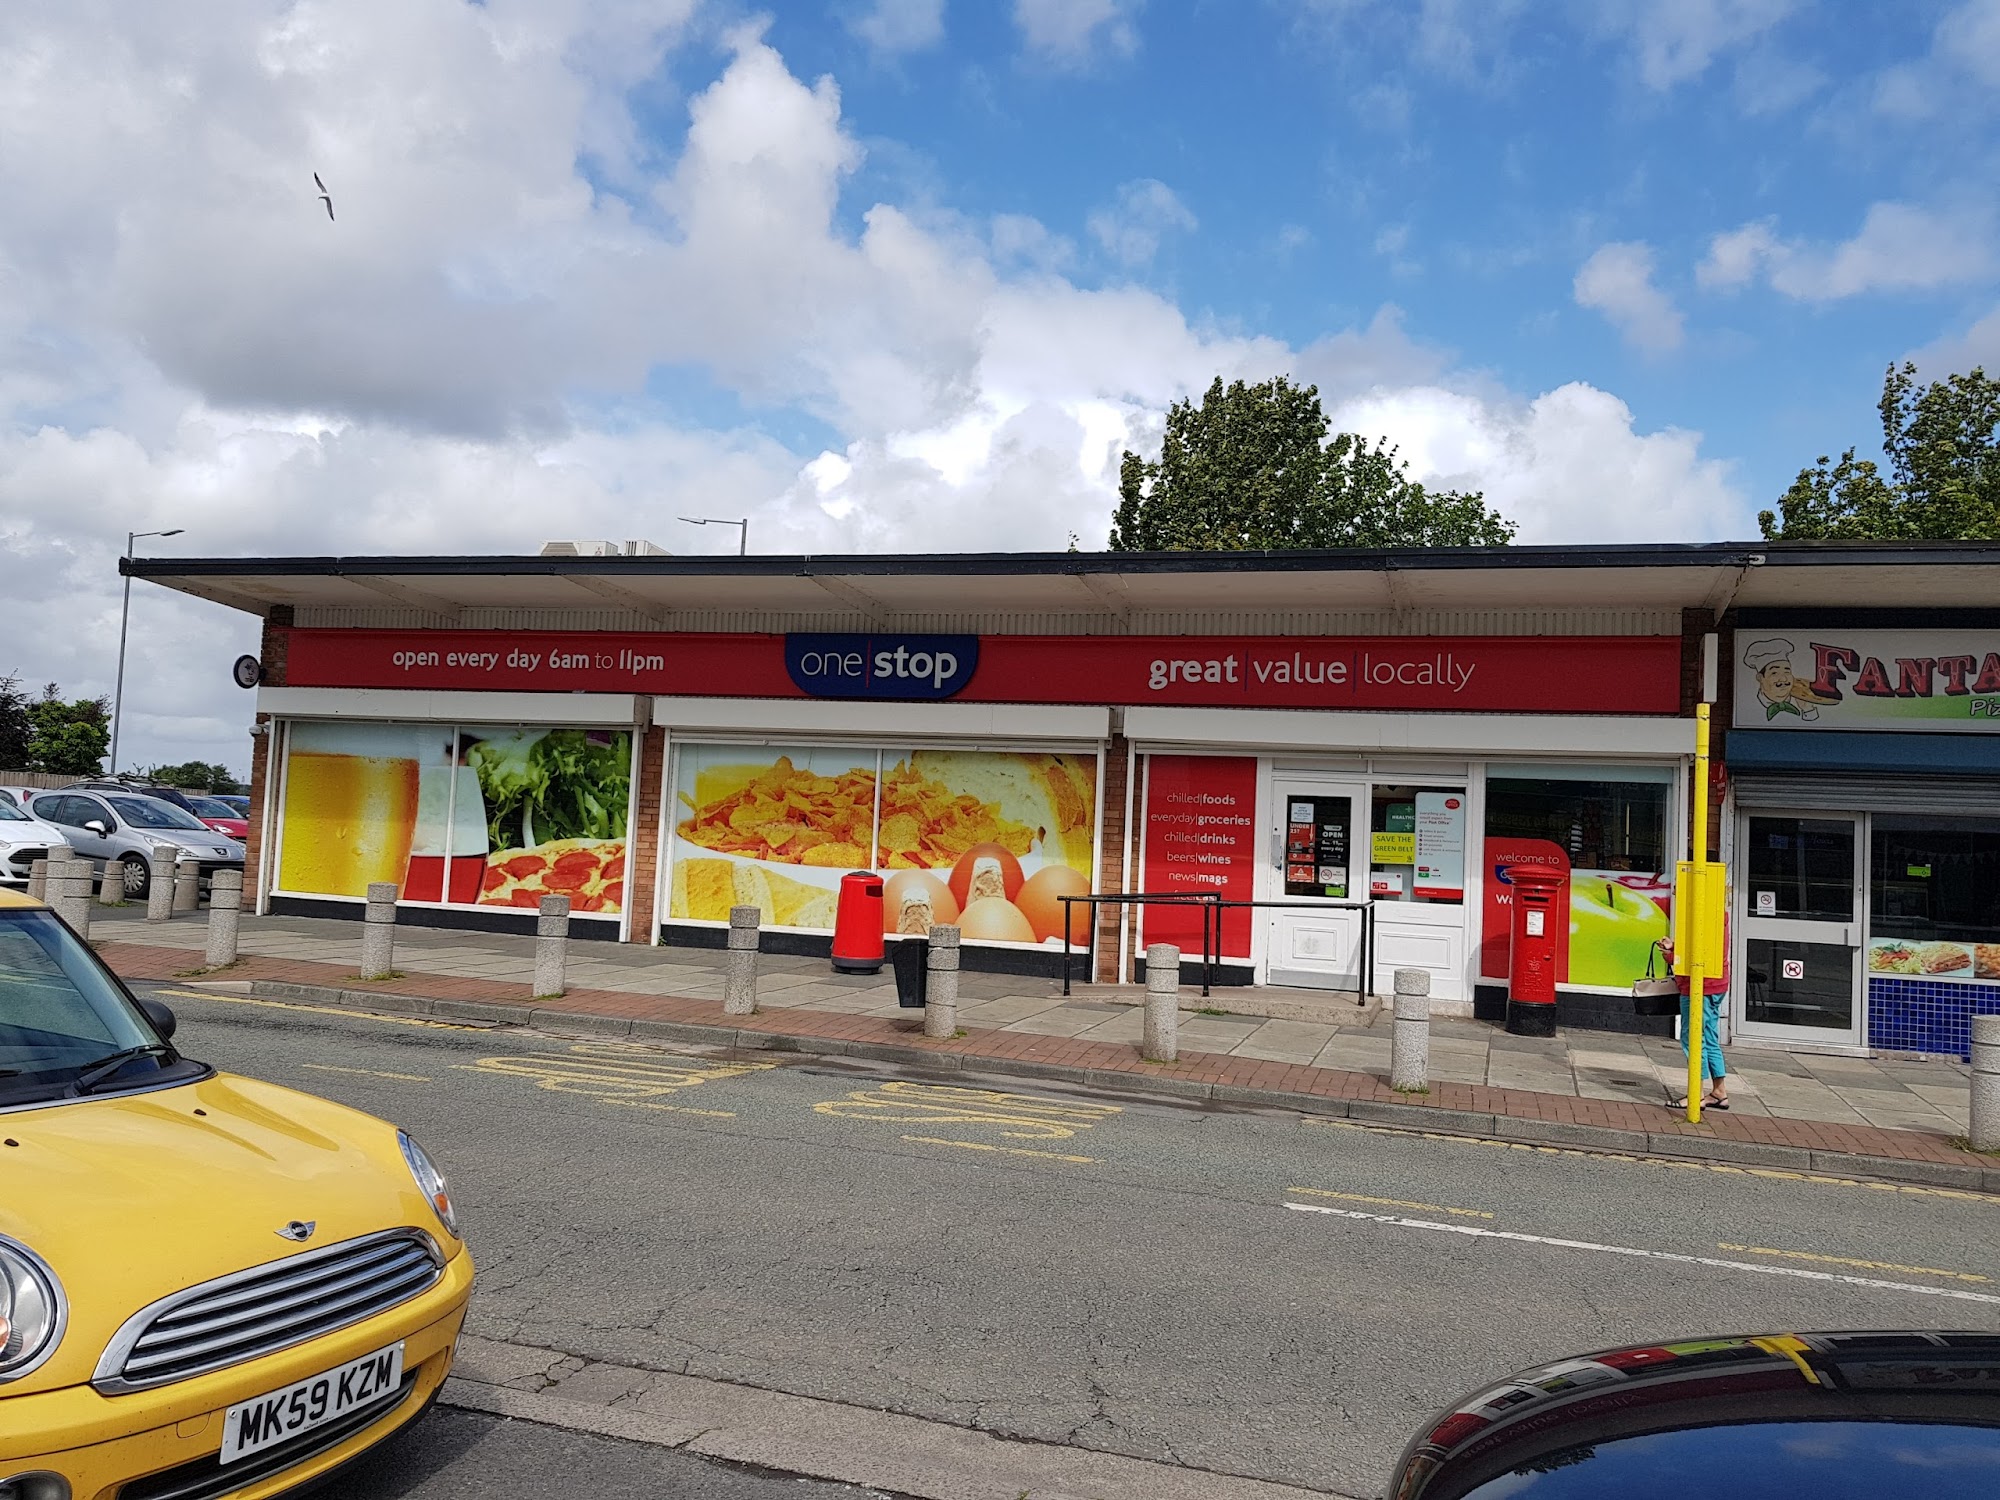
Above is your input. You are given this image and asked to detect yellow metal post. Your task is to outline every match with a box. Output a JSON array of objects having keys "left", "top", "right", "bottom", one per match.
[{"left": 1686, "top": 705, "right": 1710, "bottom": 1124}]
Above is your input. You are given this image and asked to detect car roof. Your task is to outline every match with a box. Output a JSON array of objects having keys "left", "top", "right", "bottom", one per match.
[{"left": 0, "top": 887, "right": 44, "bottom": 910}]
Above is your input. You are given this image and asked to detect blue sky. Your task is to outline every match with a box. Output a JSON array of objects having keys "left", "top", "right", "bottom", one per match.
[{"left": 2, "top": 0, "right": 1997, "bottom": 772}]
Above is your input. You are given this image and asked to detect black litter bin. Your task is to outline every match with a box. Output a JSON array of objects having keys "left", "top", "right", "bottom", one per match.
[{"left": 890, "top": 936, "right": 929, "bottom": 1008}]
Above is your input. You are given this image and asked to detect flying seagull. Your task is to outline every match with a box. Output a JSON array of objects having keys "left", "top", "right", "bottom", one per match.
[{"left": 313, "top": 172, "right": 334, "bottom": 221}]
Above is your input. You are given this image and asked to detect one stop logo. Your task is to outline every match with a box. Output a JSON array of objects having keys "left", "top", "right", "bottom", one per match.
[{"left": 784, "top": 633, "right": 980, "bottom": 700}]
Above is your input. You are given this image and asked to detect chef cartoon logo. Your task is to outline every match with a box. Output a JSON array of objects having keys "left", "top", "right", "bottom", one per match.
[{"left": 1742, "top": 638, "right": 1837, "bottom": 722}]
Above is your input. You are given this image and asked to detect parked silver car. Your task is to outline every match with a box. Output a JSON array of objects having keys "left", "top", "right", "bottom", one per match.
[
  {"left": 0, "top": 794, "right": 71, "bottom": 886},
  {"left": 27, "top": 787, "right": 244, "bottom": 899}
]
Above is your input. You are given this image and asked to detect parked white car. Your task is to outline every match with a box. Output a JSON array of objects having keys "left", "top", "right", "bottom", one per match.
[{"left": 0, "top": 792, "right": 72, "bottom": 886}]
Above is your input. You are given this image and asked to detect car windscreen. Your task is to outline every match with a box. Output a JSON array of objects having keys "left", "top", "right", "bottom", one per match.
[
  {"left": 107, "top": 795, "right": 212, "bottom": 831},
  {"left": 188, "top": 796, "right": 238, "bottom": 818},
  {"left": 0, "top": 908, "right": 162, "bottom": 1102},
  {"left": 0, "top": 800, "right": 27, "bottom": 822}
]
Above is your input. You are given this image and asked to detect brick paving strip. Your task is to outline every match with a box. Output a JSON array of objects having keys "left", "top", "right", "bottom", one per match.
[
  {"left": 100, "top": 937, "right": 2000, "bottom": 1195},
  {"left": 444, "top": 1333, "right": 1346, "bottom": 1500}
]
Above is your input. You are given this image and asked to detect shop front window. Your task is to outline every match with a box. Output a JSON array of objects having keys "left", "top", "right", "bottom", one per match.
[
  {"left": 1866, "top": 817, "right": 2000, "bottom": 982},
  {"left": 1368, "top": 786, "right": 1466, "bottom": 904},
  {"left": 1481, "top": 767, "right": 1672, "bottom": 989}
]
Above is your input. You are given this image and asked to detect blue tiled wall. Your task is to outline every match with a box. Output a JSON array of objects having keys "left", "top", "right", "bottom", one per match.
[{"left": 1868, "top": 977, "right": 2000, "bottom": 1059}]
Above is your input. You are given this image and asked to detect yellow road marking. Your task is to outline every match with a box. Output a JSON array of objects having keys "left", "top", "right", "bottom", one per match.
[
  {"left": 1287, "top": 1186, "right": 1492, "bottom": 1219},
  {"left": 301, "top": 1063, "right": 431, "bottom": 1083},
  {"left": 455, "top": 1041, "right": 770, "bottom": 1113},
  {"left": 145, "top": 988, "right": 492, "bottom": 1031},
  {"left": 1304, "top": 1117, "right": 2000, "bottom": 1205},
  {"left": 902, "top": 1135, "right": 1093, "bottom": 1164},
  {"left": 815, "top": 1081, "right": 1121, "bottom": 1141},
  {"left": 1719, "top": 1242, "right": 1991, "bottom": 1285}
]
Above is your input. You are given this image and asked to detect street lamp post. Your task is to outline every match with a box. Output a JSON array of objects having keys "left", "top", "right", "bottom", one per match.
[
  {"left": 109, "top": 527, "right": 184, "bottom": 775},
  {"left": 677, "top": 516, "right": 748, "bottom": 555}
]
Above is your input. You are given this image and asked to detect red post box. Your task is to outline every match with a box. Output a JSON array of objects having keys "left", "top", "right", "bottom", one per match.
[
  {"left": 831, "top": 870, "right": 886, "bottom": 974},
  {"left": 1504, "top": 865, "right": 1567, "bottom": 1037}
]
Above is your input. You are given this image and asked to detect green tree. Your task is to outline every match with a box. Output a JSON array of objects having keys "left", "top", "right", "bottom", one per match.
[
  {"left": 1108, "top": 375, "right": 1517, "bottom": 551},
  {"left": 1760, "top": 362, "right": 2000, "bottom": 540},
  {"left": 0, "top": 674, "right": 30, "bottom": 769},
  {"left": 144, "top": 760, "right": 242, "bottom": 793},
  {"left": 26, "top": 685, "right": 109, "bottom": 777}
]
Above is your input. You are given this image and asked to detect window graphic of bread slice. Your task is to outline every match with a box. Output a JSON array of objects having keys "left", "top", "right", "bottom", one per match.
[
  {"left": 671, "top": 857, "right": 837, "bottom": 929},
  {"left": 909, "top": 751, "right": 1097, "bottom": 871}
]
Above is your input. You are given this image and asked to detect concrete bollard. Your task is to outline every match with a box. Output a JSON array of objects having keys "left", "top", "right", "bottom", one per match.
[
  {"left": 360, "top": 881, "right": 398, "bottom": 980},
  {"left": 924, "top": 924, "right": 961, "bottom": 1039},
  {"left": 534, "top": 894, "right": 571, "bottom": 998},
  {"left": 26, "top": 856, "right": 48, "bottom": 902},
  {"left": 1391, "top": 967, "right": 1432, "bottom": 1092},
  {"left": 146, "top": 846, "right": 179, "bottom": 922},
  {"left": 723, "top": 905, "right": 760, "bottom": 1015},
  {"left": 1143, "top": 943, "right": 1180, "bottom": 1063},
  {"left": 205, "top": 869, "right": 244, "bottom": 968},
  {"left": 97, "top": 856, "right": 125, "bottom": 906},
  {"left": 173, "top": 856, "right": 202, "bottom": 914},
  {"left": 55, "top": 859, "right": 92, "bottom": 938},
  {"left": 1972, "top": 1014, "right": 2000, "bottom": 1154}
]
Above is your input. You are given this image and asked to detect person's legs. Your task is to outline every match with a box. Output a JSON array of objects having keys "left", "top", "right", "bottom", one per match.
[{"left": 1703, "top": 995, "right": 1728, "bottom": 1099}]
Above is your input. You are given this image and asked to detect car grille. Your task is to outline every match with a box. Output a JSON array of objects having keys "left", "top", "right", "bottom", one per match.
[
  {"left": 3, "top": 845, "right": 51, "bottom": 879},
  {"left": 94, "top": 1229, "right": 444, "bottom": 1394}
]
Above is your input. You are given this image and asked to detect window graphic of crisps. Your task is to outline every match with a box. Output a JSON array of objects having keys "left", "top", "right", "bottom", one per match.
[{"left": 677, "top": 756, "right": 876, "bottom": 868}]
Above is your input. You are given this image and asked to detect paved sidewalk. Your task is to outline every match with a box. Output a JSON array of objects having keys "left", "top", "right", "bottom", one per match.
[{"left": 90, "top": 905, "right": 1997, "bottom": 1186}]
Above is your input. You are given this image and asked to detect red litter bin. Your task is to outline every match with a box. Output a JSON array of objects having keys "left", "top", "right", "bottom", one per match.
[
  {"left": 831, "top": 871, "right": 886, "bottom": 974},
  {"left": 1505, "top": 865, "right": 1568, "bottom": 1037}
]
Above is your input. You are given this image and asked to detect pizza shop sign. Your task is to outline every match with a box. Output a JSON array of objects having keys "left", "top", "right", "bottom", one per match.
[{"left": 1735, "top": 629, "right": 2000, "bottom": 733}]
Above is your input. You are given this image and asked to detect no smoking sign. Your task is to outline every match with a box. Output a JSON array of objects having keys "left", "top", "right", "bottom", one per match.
[{"left": 1781, "top": 959, "right": 1805, "bottom": 981}]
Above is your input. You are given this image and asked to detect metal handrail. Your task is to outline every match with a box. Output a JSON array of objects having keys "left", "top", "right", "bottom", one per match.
[
  {"left": 1057, "top": 892, "right": 1378, "bottom": 1003},
  {"left": 1058, "top": 891, "right": 1221, "bottom": 997}
]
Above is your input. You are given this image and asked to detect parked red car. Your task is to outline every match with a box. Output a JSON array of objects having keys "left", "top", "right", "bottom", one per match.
[{"left": 185, "top": 793, "right": 250, "bottom": 840}]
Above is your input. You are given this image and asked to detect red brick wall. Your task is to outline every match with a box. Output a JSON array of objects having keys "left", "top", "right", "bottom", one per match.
[
  {"left": 1094, "top": 735, "right": 1130, "bottom": 981},
  {"left": 626, "top": 722, "right": 668, "bottom": 941}
]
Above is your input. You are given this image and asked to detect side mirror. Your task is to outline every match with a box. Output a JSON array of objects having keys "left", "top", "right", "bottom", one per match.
[
  {"left": 83, "top": 819, "right": 109, "bottom": 836},
  {"left": 136, "top": 996, "right": 178, "bottom": 1040}
]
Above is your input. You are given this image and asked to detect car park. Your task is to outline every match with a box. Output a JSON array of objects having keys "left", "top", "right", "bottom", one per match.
[
  {"left": 26, "top": 790, "right": 243, "bottom": 900},
  {"left": 0, "top": 797, "right": 70, "bottom": 888},
  {"left": 0, "top": 884, "right": 473, "bottom": 1496}
]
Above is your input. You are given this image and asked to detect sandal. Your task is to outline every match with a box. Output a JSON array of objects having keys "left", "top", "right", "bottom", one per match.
[{"left": 1670, "top": 1095, "right": 1729, "bottom": 1111}]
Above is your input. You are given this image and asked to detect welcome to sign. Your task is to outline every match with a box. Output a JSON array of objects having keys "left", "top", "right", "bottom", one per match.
[{"left": 1734, "top": 629, "right": 2000, "bottom": 733}]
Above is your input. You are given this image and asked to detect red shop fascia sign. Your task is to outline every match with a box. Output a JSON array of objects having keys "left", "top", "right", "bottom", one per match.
[{"left": 279, "top": 628, "right": 1683, "bottom": 715}]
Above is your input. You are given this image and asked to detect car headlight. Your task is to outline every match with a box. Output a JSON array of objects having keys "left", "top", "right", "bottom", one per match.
[
  {"left": 0, "top": 1236, "right": 66, "bottom": 1384},
  {"left": 398, "top": 1131, "right": 460, "bottom": 1238}
]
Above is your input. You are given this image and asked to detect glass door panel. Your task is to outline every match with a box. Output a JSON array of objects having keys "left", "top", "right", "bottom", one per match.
[{"left": 1738, "top": 812, "right": 1862, "bottom": 1047}]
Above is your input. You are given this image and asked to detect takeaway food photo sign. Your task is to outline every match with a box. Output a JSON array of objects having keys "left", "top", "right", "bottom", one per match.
[{"left": 1736, "top": 630, "right": 2000, "bottom": 732}]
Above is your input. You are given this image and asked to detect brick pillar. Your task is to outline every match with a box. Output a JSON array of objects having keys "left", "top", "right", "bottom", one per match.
[
  {"left": 626, "top": 722, "right": 668, "bottom": 943},
  {"left": 1094, "top": 734, "right": 1131, "bottom": 983},
  {"left": 242, "top": 606, "right": 292, "bottom": 909}
]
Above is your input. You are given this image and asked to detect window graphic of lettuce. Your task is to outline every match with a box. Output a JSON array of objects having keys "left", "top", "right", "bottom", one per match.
[{"left": 468, "top": 729, "right": 631, "bottom": 849}]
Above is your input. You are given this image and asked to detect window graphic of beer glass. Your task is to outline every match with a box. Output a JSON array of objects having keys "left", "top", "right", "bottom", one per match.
[
  {"left": 404, "top": 732, "right": 469, "bottom": 903},
  {"left": 280, "top": 723, "right": 423, "bottom": 898}
]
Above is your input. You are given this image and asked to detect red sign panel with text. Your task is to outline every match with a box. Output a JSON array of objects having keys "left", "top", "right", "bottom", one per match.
[
  {"left": 282, "top": 629, "right": 1681, "bottom": 714},
  {"left": 1140, "top": 755, "right": 1258, "bottom": 961}
]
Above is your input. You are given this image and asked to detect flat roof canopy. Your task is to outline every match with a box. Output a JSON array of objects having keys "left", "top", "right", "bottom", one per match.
[{"left": 122, "top": 541, "right": 2000, "bottom": 622}]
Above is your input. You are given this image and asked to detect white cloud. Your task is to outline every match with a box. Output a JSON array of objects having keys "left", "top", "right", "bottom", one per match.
[
  {"left": 1086, "top": 178, "right": 1197, "bottom": 267},
  {"left": 847, "top": 0, "right": 946, "bottom": 57},
  {"left": 1697, "top": 203, "right": 1995, "bottom": 300},
  {"left": 1876, "top": 0, "right": 2000, "bottom": 117},
  {"left": 1329, "top": 382, "right": 1747, "bottom": 543},
  {"left": 1695, "top": 218, "right": 1780, "bottom": 289},
  {"left": 1594, "top": 0, "right": 1797, "bottom": 90},
  {"left": 1573, "top": 242, "right": 1685, "bottom": 353},
  {"left": 1013, "top": 0, "right": 1140, "bottom": 68}
]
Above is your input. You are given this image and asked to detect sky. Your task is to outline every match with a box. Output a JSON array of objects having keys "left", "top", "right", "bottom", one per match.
[{"left": 3, "top": 0, "right": 1997, "bottom": 779}]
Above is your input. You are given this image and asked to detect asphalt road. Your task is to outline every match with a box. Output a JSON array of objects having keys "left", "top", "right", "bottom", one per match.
[
  {"left": 140, "top": 983, "right": 2000, "bottom": 1497},
  {"left": 330, "top": 1405, "right": 893, "bottom": 1498}
]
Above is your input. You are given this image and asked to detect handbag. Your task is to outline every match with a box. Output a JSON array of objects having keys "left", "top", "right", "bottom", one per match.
[{"left": 1632, "top": 940, "right": 1681, "bottom": 1016}]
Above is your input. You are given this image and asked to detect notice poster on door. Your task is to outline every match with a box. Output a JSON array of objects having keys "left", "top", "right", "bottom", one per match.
[
  {"left": 1413, "top": 792, "right": 1466, "bottom": 900},
  {"left": 1140, "top": 755, "right": 1257, "bottom": 960},
  {"left": 1283, "top": 797, "right": 1350, "bottom": 899}
]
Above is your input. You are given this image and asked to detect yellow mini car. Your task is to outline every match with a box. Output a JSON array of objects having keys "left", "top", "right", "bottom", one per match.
[{"left": 0, "top": 888, "right": 473, "bottom": 1498}]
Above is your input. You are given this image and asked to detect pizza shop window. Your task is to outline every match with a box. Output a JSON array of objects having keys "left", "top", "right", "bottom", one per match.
[
  {"left": 1368, "top": 785, "right": 1467, "bottom": 904},
  {"left": 1870, "top": 816, "right": 2000, "bottom": 954}
]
